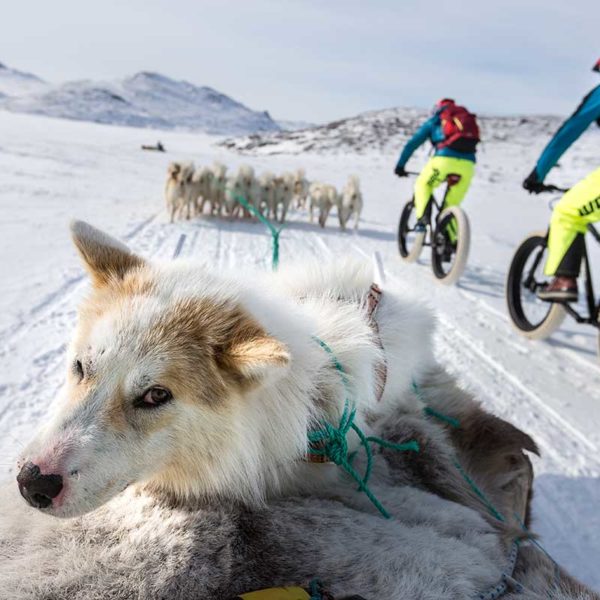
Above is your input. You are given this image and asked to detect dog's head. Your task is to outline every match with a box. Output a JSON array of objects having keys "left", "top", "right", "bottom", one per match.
[
  {"left": 167, "top": 162, "right": 181, "bottom": 179},
  {"left": 17, "top": 222, "right": 291, "bottom": 518}
]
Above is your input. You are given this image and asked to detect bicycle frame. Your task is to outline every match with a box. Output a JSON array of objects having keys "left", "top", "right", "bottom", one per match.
[
  {"left": 562, "top": 224, "right": 600, "bottom": 328},
  {"left": 524, "top": 224, "right": 600, "bottom": 328},
  {"left": 417, "top": 183, "right": 455, "bottom": 248},
  {"left": 521, "top": 184, "right": 600, "bottom": 329}
]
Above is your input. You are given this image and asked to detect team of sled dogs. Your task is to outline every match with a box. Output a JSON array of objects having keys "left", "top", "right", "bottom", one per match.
[{"left": 165, "top": 161, "right": 363, "bottom": 230}]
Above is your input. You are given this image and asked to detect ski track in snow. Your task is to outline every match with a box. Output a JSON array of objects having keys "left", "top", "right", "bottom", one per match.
[{"left": 0, "top": 111, "right": 598, "bottom": 589}]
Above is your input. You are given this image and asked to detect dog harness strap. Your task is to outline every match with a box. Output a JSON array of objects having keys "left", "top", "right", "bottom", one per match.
[{"left": 364, "top": 283, "right": 387, "bottom": 403}]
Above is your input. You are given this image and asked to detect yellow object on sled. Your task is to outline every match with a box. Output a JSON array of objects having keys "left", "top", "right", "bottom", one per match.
[{"left": 238, "top": 587, "right": 311, "bottom": 600}]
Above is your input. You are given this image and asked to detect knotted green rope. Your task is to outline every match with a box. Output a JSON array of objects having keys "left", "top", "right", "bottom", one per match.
[
  {"left": 230, "top": 193, "right": 283, "bottom": 270},
  {"left": 412, "top": 378, "right": 506, "bottom": 522},
  {"left": 309, "top": 337, "right": 419, "bottom": 519}
]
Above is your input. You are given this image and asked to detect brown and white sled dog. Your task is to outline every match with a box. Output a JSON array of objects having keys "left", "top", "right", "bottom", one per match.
[
  {"left": 164, "top": 161, "right": 192, "bottom": 223},
  {"left": 15, "top": 221, "right": 433, "bottom": 519}
]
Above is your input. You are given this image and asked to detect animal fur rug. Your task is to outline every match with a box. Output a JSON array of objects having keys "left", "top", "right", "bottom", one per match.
[{"left": 0, "top": 377, "right": 597, "bottom": 599}]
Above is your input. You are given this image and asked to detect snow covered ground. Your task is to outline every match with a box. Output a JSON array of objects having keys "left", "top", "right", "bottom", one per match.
[{"left": 0, "top": 110, "right": 599, "bottom": 589}]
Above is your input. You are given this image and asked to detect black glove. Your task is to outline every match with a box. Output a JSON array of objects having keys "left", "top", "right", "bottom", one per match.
[
  {"left": 523, "top": 168, "right": 544, "bottom": 194},
  {"left": 394, "top": 165, "right": 408, "bottom": 178}
]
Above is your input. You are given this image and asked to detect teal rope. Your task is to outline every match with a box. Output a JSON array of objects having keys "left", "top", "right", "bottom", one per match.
[
  {"left": 454, "top": 460, "right": 506, "bottom": 522},
  {"left": 423, "top": 405, "right": 461, "bottom": 429},
  {"left": 412, "top": 380, "right": 461, "bottom": 429},
  {"left": 412, "top": 379, "right": 506, "bottom": 522},
  {"left": 310, "top": 336, "right": 419, "bottom": 519},
  {"left": 230, "top": 193, "right": 283, "bottom": 270},
  {"left": 309, "top": 579, "right": 323, "bottom": 600},
  {"left": 412, "top": 380, "right": 534, "bottom": 598},
  {"left": 514, "top": 513, "right": 561, "bottom": 593}
]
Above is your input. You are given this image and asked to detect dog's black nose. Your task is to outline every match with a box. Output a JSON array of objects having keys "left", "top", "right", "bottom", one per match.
[{"left": 17, "top": 461, "right": 63, "bottom": 509}]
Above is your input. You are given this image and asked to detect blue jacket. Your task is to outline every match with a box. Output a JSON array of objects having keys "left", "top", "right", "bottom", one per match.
[
  {"left": 395, "top": 111, "right": 476, "bottom": 170},
  {"left": 535, "top": 84, "right": 600, "bottom": 181}
]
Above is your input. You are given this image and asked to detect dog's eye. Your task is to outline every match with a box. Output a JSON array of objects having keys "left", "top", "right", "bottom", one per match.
[
  {"left": 136, "top": 386, "right": 173, "bottom": 409},
  {"left": 73, "top": 359, "right": 84, "bottom": 382}
]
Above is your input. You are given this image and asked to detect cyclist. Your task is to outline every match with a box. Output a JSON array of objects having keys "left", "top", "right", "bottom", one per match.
[
  {"left": 523, "top": 59, "right": 600, "bottom": 302},
  {"left": 394, "top": 99, "right": 480, "bottom": 235}
]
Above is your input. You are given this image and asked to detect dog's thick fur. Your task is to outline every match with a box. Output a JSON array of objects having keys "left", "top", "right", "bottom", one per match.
[
  {"left": 4, "top": 223, "right": 597, "bottom": 598},
  {"left": 17, "top": 222, "right": 433, "bottom": 517}
]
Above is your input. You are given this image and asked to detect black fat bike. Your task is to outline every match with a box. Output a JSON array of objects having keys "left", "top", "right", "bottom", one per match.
[
  {"left": 506, "top": 184, "right": 600, "bottom": 355},
  {"left": 397, "top": 172, "right": 471, "bottom": 285}
]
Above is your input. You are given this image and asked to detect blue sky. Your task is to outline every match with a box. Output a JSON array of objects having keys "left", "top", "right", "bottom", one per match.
[{"left": 1, "top": 0, "right": 598, "bottom": 122}]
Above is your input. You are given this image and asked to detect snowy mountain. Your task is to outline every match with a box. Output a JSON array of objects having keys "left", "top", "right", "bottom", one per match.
[
  {"left": 220, "top": 106, "right": 566, "bottom": 155},
  {"left": 0, "top": 62, "right": 48, "bottom": 96},
  {"left": 3, "top": 81, "right": 167, "bottom": 129},
  {"left": 0, "top": 65, "right": 281, "bottom": 135},
  {"left": 114, "top": 72, "right": 280, "bottom": 133}
]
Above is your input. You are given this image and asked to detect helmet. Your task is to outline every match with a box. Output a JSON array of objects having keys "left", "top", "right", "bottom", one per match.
[
  {"left": 593, "top": 59, "right": 600, "bottom": 73},
  {"left": 433, "top": 98, "right": 455, "bottom": 112}
]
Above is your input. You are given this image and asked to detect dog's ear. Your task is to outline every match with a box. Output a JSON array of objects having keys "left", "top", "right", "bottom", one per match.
[
  {"left": 70, "top": 220, "right": 145, "bottom": 287},
  {"left": 218, "top": 318, "right": 291, "bottom": 386}
]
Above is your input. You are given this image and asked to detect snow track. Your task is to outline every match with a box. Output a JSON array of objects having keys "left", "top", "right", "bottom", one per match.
[{"left": 0, "top": 112, "right": 598, "bottom": 588}]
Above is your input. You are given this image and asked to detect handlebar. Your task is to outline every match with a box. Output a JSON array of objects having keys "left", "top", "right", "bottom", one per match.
[{"left": 537, "top": 184, "right": 570, "bottom": 193}]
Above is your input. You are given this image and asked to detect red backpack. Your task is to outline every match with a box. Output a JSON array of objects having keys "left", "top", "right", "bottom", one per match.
[{"left": 437, "top": 104, "right": 480, "bottom": 153}]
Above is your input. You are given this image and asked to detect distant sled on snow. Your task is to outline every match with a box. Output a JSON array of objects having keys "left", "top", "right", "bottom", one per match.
[{"left": 141, "top": 141, "right": 165, "bottom": 152}]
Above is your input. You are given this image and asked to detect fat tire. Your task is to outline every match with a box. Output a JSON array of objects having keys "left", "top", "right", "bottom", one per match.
[
  {"left": 397, "top": 200, "right": 424, "bottom": 263},
  {"left": 431, "top": 206, "right": 470, "bottom": 285},
  {"left": 505, "top": 231, "right": 565, "bottom": 340}
]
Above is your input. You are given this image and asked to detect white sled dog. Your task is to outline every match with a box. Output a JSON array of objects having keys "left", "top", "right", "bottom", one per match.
[
  {"left": 271, "top": 172, "right": 294, "bottom": 223},
  {"left": 256, "top": 171, "right": 276, "bottom": 218},
  {"left": 14, "top": 221, "right": 434, "bottom": 518},
  {"left": 225, "top": 164, "right": 256, "bottom": 218},
  {"left": 190, "top": 166, "right": 214, "bottom": 216},
  {"left": 338, "top": 175, "right": 363, "bottom": 231},
  {"left": 309, "top": 182, "right": 338, "bottom": 228},
  {"left": 209, "top": 162, "right": 228, "bottom": 217},
  {"left": 292, "top": 168, "right": 310, "bottom": 209}
]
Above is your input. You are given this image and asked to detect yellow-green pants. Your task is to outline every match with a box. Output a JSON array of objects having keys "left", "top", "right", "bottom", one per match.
[
  {"left": 414, "top": 156, "right": 475, "bottom": 220},
  {"left": 545, "top": 166, "right": 600, "bottom": 276}
]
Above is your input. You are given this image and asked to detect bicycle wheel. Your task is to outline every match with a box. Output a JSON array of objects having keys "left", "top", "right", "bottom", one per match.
[
  {"left": 506, "top": 231, "right": 565, "bottom": 339},
  {"left": 397, "top": 200, "right": 425, "bottom": 262},
  {"left": 431, "top": 206, "right": 470, "bottom": 285}
]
